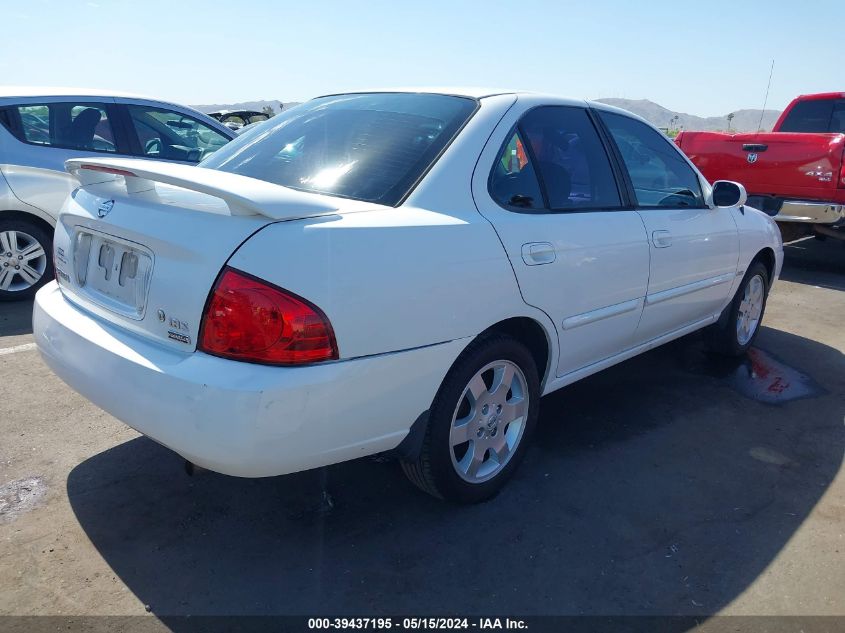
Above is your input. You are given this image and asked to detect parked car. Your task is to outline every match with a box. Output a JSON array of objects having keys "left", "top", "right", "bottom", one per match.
[
  {"left": 33, "top": 89, "right": 783, "bottom": 503},
  {"left": 233, "top": 120, "right": 268, "bottom": 135},
  {"left": 0, "top": 88, "right": 237, "bottom": 300},
  {"left": 208, "top": 109, "right": 270, "bottom": 131},
  {"left": 675, "top": 92, "right": 845, "bottom": 242}
]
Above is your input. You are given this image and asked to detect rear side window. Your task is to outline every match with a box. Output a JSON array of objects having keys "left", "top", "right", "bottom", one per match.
[
  {"left": 489, "top": 131, "right": 545, "bottom": 210},
  {"left": 520, "top": 106, "right": 622, "bottom": 210},
  {"left": 201, "top": 93, "right": 478, "bottom": 206},
  {"left": 779, "top": 99, "right": 835, "bottom": 133},
  {"left": 126, "top": 105, "right": 231, "bottom": 163},
  {"left": 599, "top": 111, "right": 705, "bottom": 208},
  {"left": 0, "top": 102, "right": 117, "bottom": 152}
]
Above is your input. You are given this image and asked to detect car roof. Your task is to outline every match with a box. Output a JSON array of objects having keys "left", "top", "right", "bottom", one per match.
[
  {"left": 0, "top": 86, "right": 162, "bottom": 100},
  {"left": 0, "top": 86, "right": 232, "bottom": 130},
  {"left": 316, "top": 87, "right": 520, "bottom": 99},
  {"left": 310, "top": 89, "right": 637, "bottom": 113},
  {"left": 213, "top": 110, "right": 266, "bottom": 116}
]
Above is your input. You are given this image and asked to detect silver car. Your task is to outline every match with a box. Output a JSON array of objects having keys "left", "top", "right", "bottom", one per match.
[{"left": 0, "top": 88, "right": 236, "bottom": 300}]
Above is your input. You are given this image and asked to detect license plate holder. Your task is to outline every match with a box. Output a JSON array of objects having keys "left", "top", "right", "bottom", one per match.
[{"left": 72, "top": 230, "right": 153, "bottom": 319}]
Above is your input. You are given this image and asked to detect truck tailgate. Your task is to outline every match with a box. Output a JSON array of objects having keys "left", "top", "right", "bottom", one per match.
[{"left": 676, "top": 131, "right": 845, "bottom": 202}]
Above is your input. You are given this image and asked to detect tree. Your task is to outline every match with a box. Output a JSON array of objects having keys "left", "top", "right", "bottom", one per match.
[
  {"left": 668, "top": 115, "right": 680, "bottom": 134},
  {"left": 261, "top": 105, "right": 275, "bottom": 118},
  {"left": 726, "top": 112, "right": 735, "bottom": 131}
]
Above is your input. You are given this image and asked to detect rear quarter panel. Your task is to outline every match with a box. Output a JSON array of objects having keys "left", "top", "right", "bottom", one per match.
[
  {"left": 227, "top": 207, "right": 540, "bottom": 360},
  {"left": 0, "top": 160, "right": 57, "bottom": 227}
]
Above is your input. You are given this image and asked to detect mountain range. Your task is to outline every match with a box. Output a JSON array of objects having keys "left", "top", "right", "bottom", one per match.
[
  {"left": 595, "top": 99, "right": 781, "bottom": 132},
  {"left": 192, "top": 100, "right": 300, "bottom": 115},
  {"left": 192, "top": 98, "right": 782, "bottom": 133}
]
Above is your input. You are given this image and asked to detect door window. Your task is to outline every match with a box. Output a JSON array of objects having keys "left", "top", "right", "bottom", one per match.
[
  {"left": 489, "top": 131, "right": 545, "bottom": 210},
  {"left": 520, "top": 106, "right": 622, "bottom": 210},
  {"left": 68, "top": 105, "right": 116, "bottom": 151},
  {"left": 599, "top": 111, "right": 705, "bottom": 208},
  {"left": 126, "top": 105, "right": 231, "bottom": 162},
  {"left": 0, "top": 103, "right": 116, "bottom": 152}
]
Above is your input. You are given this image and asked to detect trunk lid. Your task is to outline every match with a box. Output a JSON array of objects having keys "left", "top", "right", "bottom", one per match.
[
  {"left": 55, "top": 183, "right": 277, "bottom": 352},
  {"left": 54, "top": 158, "right": 376, "bottom": 352}
]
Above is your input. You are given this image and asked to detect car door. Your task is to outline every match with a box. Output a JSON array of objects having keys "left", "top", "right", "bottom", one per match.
[
  {"left": 473, "top": 101, "right": 650, "bottom": 377},
  {"left": 596, "top": 109, "right": 739, "bottom": 343},
  {"left": 0, "top": 98, "right": 130, "bottom": 218}
]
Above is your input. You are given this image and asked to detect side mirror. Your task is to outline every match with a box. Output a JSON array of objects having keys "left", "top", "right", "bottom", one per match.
[{"left": 711, "top": 180, "right": 748, "bottom": 208}]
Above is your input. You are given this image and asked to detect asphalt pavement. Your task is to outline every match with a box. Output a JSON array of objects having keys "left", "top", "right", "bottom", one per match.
[{"left": 0, "top": 238, "right": 843, "bottom": 620}]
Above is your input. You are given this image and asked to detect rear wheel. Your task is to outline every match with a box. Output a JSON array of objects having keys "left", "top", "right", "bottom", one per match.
[
  {"left": 401, "top": 334, "right": 540, "bottom": 503},
  {"left": 706, "top": 261, "right": 769, "bottom": 356},
  {"left": 0, "top": 219, "right": 52, "bottom": 301}
]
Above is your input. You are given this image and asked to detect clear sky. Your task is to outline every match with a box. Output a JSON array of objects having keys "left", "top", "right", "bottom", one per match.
[{"left": 2, "top": 0, "right": 842, "bottom": 115}]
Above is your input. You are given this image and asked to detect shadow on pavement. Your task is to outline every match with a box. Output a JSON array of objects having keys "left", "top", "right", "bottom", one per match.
[
  {"left": 0, "top": 298, "right": 34, "bottom": 337},
  {"left": 66, "top": 327, "right": 844, "bottom": 619},
  {"left": 781, "top": 237, "right": 845, "bottom": 291}
]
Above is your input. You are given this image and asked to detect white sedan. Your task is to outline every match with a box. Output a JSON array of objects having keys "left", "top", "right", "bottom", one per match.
[{"left": 33, "top": 89, "right": 783, "bottom": 503}]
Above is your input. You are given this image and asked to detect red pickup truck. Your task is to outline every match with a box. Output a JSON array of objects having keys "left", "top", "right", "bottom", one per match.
[{"left": 675, "top": 92, "right": 845, "bottom": 241}]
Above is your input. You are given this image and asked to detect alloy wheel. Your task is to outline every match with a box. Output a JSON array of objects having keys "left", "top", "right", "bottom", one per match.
[
  {"left": 736, "top": 274, "right": 765, "bottom": 346},
  {"left": 449, "top": 359, "right": 529, "bottom": 483},
  {"left": 0, "top": 230, "right": 48, "bottom": 293}
]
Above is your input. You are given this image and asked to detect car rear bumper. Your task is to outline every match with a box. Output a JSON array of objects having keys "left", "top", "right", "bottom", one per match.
[
  {"left": 774, "top": 200, "right": 845, "bottom": 225},
  {"left": 34, "top": 282, "right": 465, "bottom": 477}
]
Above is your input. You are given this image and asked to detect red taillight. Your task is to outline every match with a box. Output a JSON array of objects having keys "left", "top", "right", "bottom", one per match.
[
  {"left": 198, "top": 268, "right": 338, "bottom": 365},
  {"left": 840, "top": 155, "right": 845, "bottom": 189}
]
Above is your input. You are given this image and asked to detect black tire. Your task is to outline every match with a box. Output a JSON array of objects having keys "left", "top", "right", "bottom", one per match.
[
  {"left": 401, "top": 334, "right": 540, "bottom": 503},
  {"left": 705, "top": 261, "right": 769, "bottom": 356},
  {"left": 0, "top": 218, "right": 53, "bottom": 302}
]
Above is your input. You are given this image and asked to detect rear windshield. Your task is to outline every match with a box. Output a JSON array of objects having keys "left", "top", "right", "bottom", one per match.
[
  {"left": 201, "top": 93, "right": 478, "bottom": 206},
  {"left": 779, "top": 98, "right": 845, "bottom": 133}
]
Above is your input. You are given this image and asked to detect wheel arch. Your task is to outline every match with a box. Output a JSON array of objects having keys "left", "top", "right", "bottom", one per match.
[
  {"left": 751, "top": 246, "right": 776, "bottom": 285},
  {"left": 478, "top": 316, "right": 553, "bottom": 387},
  {"left": 0, "top": 209, "right": 56, "bottom": 236},
  {"left": 391, "top": 314, "right": 555, "bottom": 463}
]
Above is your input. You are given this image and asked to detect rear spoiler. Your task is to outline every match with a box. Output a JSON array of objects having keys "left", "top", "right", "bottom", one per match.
[{"left": 65, "top": 157, "right": 338, "bottom": 220}]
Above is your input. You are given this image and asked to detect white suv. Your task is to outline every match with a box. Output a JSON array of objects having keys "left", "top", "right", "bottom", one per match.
[{"left": 0, "top": 88, "right": 235, "bottom": 300}]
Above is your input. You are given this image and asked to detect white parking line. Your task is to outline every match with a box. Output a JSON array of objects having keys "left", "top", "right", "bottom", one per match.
[{"left": 0, "top": 342, "right": 37, "bottom": 355}]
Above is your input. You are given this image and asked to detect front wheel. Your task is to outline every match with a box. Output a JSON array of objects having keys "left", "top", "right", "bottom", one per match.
[
  {"left": 0, "top": 219, "right": 53, "bottom": 301},
  {"left": 706, "top": 261, "right": 769, "bottom": 356},
  {"left": 401, "top": 334, "right": 540, "bottom": 503}
]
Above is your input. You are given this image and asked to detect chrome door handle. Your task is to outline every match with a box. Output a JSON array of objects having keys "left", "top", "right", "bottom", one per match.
[
  {"left": 521, "top": 242, "right": 556, "bottom": 265},
  {"left": 652, "top": 230, "right": 672, "bottom": 248}
]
